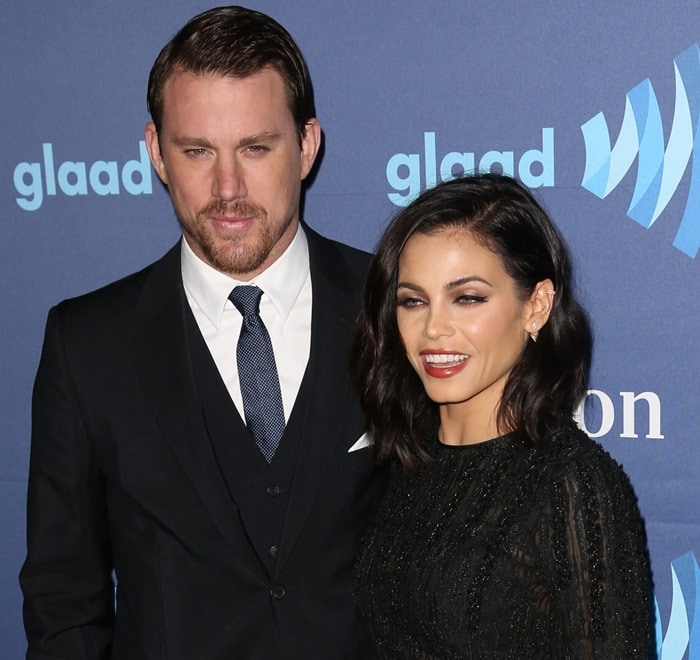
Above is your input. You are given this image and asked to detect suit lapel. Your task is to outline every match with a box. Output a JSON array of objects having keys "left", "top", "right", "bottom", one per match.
[
  {"left": 130, "top": 243, "right": 263, "bottom": 573},
  {"left": 274, "top": 227, "right": 367, "bottom": 575}
]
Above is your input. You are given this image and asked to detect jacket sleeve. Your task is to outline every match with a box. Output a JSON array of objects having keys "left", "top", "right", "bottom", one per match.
[{"left": 20, "top": 305, "right": 114, "bottom": 659}]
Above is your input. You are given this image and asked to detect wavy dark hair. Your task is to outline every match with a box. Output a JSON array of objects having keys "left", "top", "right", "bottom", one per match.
[
  {"left": 147, "top": 6, "right": 315, "bottom": 144},
  {"left": 352, "top": 173, "right": 592, "bottom": 469}
]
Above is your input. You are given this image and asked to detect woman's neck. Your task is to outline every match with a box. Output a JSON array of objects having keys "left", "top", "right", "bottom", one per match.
[{"left": 438, "top": 402, "right": 501, "bottom": 446}]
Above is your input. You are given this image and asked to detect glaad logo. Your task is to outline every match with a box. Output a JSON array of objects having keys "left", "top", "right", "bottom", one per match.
[
  {"left": 581, "top": 44, "right": 700, "bottom": 258},
  {"left": 386, "top": 128, "right": 554, "bottom": 206},
  {"left": 13, "top": 141, "right": 153, "bottom": 211},
  {"left": 656, "top": 551, "right": 700, "bottom": 658}
]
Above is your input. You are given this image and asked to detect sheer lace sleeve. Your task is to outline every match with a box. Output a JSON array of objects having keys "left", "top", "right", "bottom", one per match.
[{"left": 542, "top": 449, "right": 655, "bottom": 659}]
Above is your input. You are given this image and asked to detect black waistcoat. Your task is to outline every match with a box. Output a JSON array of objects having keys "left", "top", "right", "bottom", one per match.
[{"left": 185, "top": 306, "right": 303, "bottom": 576}]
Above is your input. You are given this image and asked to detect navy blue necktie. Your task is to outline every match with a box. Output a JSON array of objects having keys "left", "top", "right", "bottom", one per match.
[{"left": 228, "top": 286, "right": 285, "bottom": 462}]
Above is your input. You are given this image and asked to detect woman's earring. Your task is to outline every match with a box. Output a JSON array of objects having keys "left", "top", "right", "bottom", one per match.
[
  {"left": 530, "top": 288, "right": 554, "bottom": 342},
  {"left": 529, "top": 321, "right": 539, "bottom": 342},
  {"left": 545, "top": 289, "right": 555, "bottom": 315}
]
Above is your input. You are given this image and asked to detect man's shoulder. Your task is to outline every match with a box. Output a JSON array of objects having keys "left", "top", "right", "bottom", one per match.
[
  {"left": 304, "top": 223, "right": 372, "bottom": 283},
  {"left": 53, "top": 243, "right": 180, "bottom": 323}
]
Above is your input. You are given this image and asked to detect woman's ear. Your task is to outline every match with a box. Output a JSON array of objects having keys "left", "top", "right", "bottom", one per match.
[{"left": 523, "top": 279, "right": 556, "bottom": 342}]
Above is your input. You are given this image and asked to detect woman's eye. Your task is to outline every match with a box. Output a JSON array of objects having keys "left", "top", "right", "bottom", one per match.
[
  {"left": 456, "top": 294, "right": 487, "bottom": 305},
  {"left": 397, "top": 297, "right": 424, "bottom": 308}
]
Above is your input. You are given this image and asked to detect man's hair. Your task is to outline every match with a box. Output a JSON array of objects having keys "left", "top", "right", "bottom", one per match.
[
  {"left": 351, "top": 173, "right": 592, "bottom": 469},
  {"left": 147, "top": 5, "right": 315, "bottom": 144}
]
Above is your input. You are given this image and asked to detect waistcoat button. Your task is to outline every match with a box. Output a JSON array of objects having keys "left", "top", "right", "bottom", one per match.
[{"left": 266, "top": 485, "right": 284, "bottom": 497}]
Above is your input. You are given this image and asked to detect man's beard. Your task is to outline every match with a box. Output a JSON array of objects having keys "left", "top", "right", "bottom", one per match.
[{"left": 181, "top": 199, "right": 291, "bottom": 276}]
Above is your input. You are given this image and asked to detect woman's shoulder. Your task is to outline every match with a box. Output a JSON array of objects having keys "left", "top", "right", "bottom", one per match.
[{"left": 534, "top": 417, "right": 638, "bottom": 499}]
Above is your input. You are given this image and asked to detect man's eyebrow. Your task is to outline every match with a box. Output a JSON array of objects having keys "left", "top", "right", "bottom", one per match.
[
  {"left": 169, "top": 132, "right": 284, "bottom": 149},
  {"left": 237, "top": 132, "right": 283, "bottom": 147},
  {"left": 170, "top": 136, "right": 213, "bottom": 148}
]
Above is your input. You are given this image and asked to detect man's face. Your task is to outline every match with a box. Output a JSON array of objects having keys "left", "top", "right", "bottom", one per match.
[{"left": 145, "top": 68, "right": 320, "bottom": 280}]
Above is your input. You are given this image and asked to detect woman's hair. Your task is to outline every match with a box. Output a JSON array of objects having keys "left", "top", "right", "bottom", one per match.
[{"left": 352, "top": 173, "right": 592, "bottom": 468}]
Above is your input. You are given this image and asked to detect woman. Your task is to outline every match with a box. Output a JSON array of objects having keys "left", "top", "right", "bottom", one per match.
[{"left": 352, "top": 173, "right": 654, "bottom": 659}]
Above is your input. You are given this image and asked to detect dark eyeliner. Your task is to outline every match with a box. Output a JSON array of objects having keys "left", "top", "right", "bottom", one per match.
[{"left": 457, "top": 294, "right": 487, "bottom": 304}]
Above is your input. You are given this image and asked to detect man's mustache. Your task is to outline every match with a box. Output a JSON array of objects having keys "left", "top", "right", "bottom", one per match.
[{"left": 198, "top": 199, "right": 266, "bottom": 219}]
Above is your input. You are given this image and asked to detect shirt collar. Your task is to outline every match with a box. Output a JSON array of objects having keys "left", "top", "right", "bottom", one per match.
[{"left": 181, "top": 224, "right": 310, "bottom": 329}]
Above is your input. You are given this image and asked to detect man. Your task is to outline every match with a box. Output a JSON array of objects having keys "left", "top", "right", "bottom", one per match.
[{"left": 20, "top": 7, "right": 386, "bottom": 658}]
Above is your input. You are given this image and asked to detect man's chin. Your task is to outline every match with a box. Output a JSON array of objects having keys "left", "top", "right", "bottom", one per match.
[{"left": 206, "top": 245, "right": 271, "bottom": 278}]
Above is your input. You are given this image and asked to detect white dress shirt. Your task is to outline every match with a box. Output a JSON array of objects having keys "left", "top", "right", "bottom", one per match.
[{"left": 181, "top": 225, "right": 312, "bottom": 422}]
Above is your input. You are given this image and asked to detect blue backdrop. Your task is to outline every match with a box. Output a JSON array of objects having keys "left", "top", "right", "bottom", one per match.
[{"left": 2, "top": 2, "right": 699, "bottom": 657}]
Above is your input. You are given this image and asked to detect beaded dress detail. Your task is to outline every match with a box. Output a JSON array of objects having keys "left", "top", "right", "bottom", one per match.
[{"left": 353, "top": 419, "right": 654, "bottom": 659}]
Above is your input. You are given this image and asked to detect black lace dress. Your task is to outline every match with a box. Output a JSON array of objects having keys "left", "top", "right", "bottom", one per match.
[{"left": 353, "top": 419, "right": 655, "bottom": 659}]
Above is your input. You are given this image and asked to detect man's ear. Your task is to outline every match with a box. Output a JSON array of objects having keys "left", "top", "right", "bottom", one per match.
[
  {"left": 523, "top": 279, "right": 556, "bottom": 342},
  {"left": 145, "top": 122, "right": 168, "bottom": 185},
  {"left": 299, "top": 118, "right": 321, "bottom": 180}
]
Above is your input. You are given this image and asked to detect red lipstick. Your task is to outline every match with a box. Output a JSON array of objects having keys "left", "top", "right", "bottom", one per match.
[{"left": 420, "top": 350, "right": 469, "bottom": 379}]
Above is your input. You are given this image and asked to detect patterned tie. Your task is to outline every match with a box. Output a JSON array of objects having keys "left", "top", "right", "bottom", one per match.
[{"left": 228, "top": 285, "right": 285, "bottom": 462}]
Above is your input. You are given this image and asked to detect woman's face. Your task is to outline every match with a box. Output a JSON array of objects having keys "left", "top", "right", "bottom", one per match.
[{"left": 396, "top": 228, "right": 540, "bottom": 437}]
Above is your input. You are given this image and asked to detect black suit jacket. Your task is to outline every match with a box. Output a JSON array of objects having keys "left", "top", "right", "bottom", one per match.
[{"left": 21, "top": 226, "right": 386, "bottom": 659}]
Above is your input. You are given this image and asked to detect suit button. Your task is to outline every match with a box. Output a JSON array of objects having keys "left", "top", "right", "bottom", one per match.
[
  {"left": 266, "top": 485, "right": 284, "bottom": 497},
  {"left": 269, "top": 545, "right": 279, "bottom": 559},
  {"left": 271, "top": 584, "right": 286, "bottom": 600}
]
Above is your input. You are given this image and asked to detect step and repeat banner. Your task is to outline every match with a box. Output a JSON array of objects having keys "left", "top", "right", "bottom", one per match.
[{"left": 2, "top": 2, "right": 699, "bottom": 657}]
